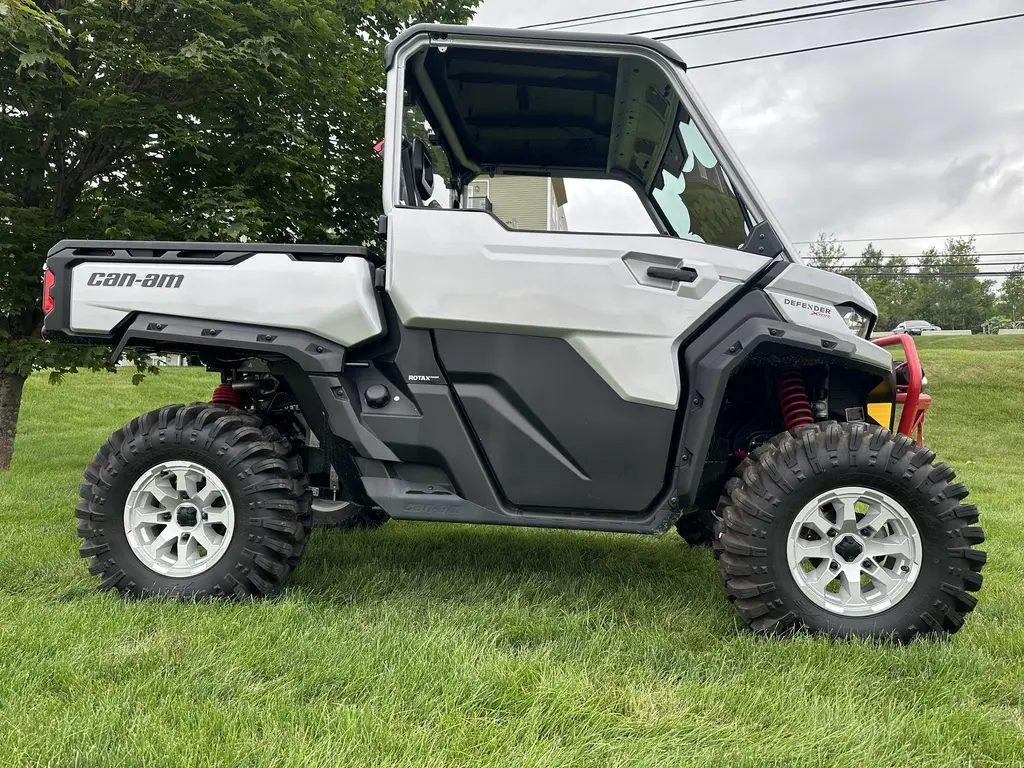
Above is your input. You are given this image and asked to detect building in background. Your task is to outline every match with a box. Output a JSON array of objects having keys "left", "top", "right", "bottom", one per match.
[{"left": 464, "top": 176, "right": 568, "bottom": 231}]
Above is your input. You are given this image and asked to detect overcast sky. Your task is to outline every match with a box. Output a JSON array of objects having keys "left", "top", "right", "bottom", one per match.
[{"left": 469, "top": 0, "right": 1024, "bottom": 262}]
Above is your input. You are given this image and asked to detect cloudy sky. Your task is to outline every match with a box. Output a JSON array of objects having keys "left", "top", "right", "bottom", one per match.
[{"left": 468, "top": 0, "right": 1024, "bottom": 262}]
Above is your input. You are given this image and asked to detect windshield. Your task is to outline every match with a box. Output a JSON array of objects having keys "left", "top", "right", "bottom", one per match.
[{"left": 651, "top": 106, "right": 750, "bottom": 249}]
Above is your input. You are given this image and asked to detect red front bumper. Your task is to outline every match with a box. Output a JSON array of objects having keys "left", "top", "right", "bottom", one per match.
[{"left": 873, "top": 334, "right": 931, "bottom": 445}]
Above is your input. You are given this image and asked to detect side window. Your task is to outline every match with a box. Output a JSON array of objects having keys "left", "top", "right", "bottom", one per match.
[
  {"left": 651, "top": 107, "right": 750, "bottom": 249},
  {"left": 465, "top": 176, "right": 659, "bottom": 235}
]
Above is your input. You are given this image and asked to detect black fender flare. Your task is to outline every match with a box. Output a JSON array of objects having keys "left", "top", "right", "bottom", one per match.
[{"left": 674, "top": 290, "right": 892, "bottom": 507}]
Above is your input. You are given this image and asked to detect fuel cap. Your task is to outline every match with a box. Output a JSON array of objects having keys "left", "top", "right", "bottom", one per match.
[{"left": 365, "top": 384, "right": 390, "bottom": 409}]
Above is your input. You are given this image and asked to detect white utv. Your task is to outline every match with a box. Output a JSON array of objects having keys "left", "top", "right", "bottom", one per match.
[{"left": 44, "top": 24, "right": 984, "bottom": 640}]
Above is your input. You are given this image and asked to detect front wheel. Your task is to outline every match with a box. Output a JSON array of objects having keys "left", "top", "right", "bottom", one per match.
[{"left": 715, "top": 422, "right": 985, "bottom": 641}]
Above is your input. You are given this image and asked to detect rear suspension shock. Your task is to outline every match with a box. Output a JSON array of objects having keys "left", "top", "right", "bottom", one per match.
[
  {"left": 777, "top": 370, "right": 814, "bottom": 431},
  {"left": 211, "top": 382, "right": 240, "bottom": 408}
]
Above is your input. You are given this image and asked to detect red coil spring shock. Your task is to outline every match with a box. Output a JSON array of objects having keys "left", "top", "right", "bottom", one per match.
[
  {"left": 777, "top": 370, "right": 814, "bottom": 431},
  {"left": 211, "top": 382, "right": 240, "bottom": 408}
]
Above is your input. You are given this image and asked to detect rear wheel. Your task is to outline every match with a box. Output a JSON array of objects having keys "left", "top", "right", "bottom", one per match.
[
  {"left": 76, "top": 403, "right": 311, "bottom": 599},
  {"left": 715, "top": 422, "right": 985, "bottom": 641}
]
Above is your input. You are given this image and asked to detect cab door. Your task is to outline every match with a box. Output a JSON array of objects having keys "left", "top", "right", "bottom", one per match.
[{"left": 386, "top": 205, "right": 770, "bottom": 512}]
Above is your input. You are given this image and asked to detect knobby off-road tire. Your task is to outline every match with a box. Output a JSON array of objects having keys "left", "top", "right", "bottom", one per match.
[
  {"left": 311, "top": 500, "right": 390, "bottom": 531},
  {"left": 77, "top": 403, "right": 311, "bottom": 599},
  {"left": 715, "top": 422, "right": 986, "bottom": 641}
]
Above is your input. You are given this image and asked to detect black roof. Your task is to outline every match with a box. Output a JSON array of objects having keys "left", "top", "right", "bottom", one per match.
[{"left": 385, "top": 23, "right": 687, "bottom": 71}]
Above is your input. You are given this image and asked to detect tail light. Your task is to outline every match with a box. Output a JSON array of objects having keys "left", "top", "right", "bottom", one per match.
[{"left": 42, "top": 269, "right": 55, "bottom": 314}]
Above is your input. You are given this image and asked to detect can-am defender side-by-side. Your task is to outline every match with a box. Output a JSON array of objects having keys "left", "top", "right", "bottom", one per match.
[{"left": 44, "top": 24, "right": 984, "bottom": 640}]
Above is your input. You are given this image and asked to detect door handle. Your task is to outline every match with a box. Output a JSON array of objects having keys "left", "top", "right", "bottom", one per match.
[{"left": 646, "top": 265, "right": 698, "bottom": 283}]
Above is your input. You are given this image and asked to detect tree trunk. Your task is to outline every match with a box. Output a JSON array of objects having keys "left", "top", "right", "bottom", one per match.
[{"left": 0, "top": 371, "right": 27, "bottom": 471}]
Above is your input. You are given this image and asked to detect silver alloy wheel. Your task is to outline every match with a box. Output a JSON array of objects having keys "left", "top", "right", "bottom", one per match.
[
  {"left": 787, "top": 486, "right": 923, "bottom": 617},
  {"left": 123, "top": 460, "right": 235, "bottom": 577}
]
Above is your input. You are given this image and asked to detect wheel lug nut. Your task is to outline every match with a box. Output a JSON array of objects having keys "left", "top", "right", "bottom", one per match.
[
  {"left": 862, "top": 559, "right": 874, "bottom": 569},
  {"left": 829, "top": 561, "right": 840, "bottom": 572},
  {"left": 827, "top": 529, "right": 838, "bottom": 538},
  {"left": 901, "top": 565, "right": 910, "bottom": 573},
  {"left": 860, "top": 527, "right": 873, "bottom": 537},
  {"left": 201, "top": 512, "right": 208, "bottom": 521}
]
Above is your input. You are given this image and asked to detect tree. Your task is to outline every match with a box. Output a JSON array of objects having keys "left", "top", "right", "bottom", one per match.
[
  {"left": 804, "top": 232, "right": 847, "bottom": 273},
  {"left": 0, "top": 0, "right": 479, "bottom": 469},
  {"left": 999, "top": 266, "right": 1024, "bottom": 323},
  {"left": 846, "top": 244, "right": 910, "bottom": 331},
  {"left": 910, "top": 238, "right": 994, "bottom": 330}
]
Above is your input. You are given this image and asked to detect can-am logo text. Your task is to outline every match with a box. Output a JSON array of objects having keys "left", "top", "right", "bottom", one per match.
[
  {"left": 784, "top": 298, "right": 832, "bottom": 317},
  {"left": 87, "top": 272, "right": 184, "bottom": 289}
]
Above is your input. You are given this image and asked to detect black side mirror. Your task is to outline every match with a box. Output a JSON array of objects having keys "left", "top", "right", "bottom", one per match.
[{"left": 410, "top": 139, "right": 435, "bottom": 202}]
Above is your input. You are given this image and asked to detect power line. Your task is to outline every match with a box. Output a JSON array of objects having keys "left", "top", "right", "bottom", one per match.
[
  {"left": 832, "top": 262, "right": 1024, "bottom": 269},
  {"left": 830, "top": 259, "right": 1024, "bottom": 266},
  {"left": 662, "top": 0, "right": 951, "bottom": 42},
  {"left": 520, "top": 0, "right": 750, "bottom": 31},
  {"left": 818, "top": 250, "right": 1024, "bottom": 260},
  {"left": 850, "top": 272, "right": 1024, "bottom": 277},
  {"left": 687, "top": 11, "right": 1024, "bottom": 69},
  {"left": 794, "top": 230, "right": 1024, "bottom": 244},
  {"left": 639, "top": 0, "right": 926, "bottom": 39}
]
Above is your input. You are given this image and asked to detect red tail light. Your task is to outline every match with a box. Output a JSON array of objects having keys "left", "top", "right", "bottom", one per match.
[{"left": 43, "top": 270, "right": 55, "bottom": 314}]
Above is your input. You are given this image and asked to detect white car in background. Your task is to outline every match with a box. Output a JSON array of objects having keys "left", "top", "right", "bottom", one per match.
[{"left": 893, "top": 320, "right": 942, "bottom": 336}]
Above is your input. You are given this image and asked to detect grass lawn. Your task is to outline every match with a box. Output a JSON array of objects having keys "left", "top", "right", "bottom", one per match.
[{"left": 1, "top": 336, "right": 1023, "bottom": 767}]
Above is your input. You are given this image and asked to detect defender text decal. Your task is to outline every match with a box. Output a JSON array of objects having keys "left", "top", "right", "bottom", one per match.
[{"left": 783, "top": 298, "right": 832, "bottom": 317}]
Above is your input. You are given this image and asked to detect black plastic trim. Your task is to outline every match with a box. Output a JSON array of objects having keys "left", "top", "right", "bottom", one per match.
[
  {"left": 385, "top": 23, "right": 688, "bottom": 71},
  {"left": 110, "top": 314, "right": 348, "bottom": 373},
  {"left": 432, "top": 330, "right": 675, "bottom": 512},
  {"left": 647, "top": 265, "right": 698, "bottom": 283},
  {"left": 740, "top": 221, "right": 787, "bottom": 260},
  {"left": 269, "top": 361, "right": 375, "bottom": 506},
  {"left": 752, "top": 258, "right": 790, "bottom": 289},
  {"left": 362, "top": 474, "right": 682, "bottom": 535},
  {"left": 673, "top": 291, "right": 893, "bottom": 507},
  {"left": 46, "top": 239, "right": 368, "bottom": 263}
]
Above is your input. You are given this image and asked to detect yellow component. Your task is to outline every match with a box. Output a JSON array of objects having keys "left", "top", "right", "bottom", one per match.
[{"left": 867, "top": 402, "right": 894, "bottom": 429}]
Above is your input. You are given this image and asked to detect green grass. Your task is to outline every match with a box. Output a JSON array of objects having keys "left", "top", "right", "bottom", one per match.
[{"left": 1, "top": 337, "right": 1023, "bottom": 767}]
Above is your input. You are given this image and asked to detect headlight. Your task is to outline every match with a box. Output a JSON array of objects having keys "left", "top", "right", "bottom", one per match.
[{"left": 839, "top": 305, "right": 872, "bottom": 338}]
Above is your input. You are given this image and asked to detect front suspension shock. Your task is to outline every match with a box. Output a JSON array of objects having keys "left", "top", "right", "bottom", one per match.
[{"left": 777, "top": 370, "right": 814, "bottom": 431}]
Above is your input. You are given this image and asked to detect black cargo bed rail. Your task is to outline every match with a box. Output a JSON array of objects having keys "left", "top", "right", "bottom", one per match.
[{"left": 47, "top": 239, "right": 370, "bottom": 267}]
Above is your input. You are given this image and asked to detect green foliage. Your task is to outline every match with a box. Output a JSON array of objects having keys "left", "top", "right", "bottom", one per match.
[
  {"left": 805, "top": 234, "right": 998, "bottom": 331},
  {"left": 2, "top": 0, "right": 478, "bottom": 343},
  {"left": 0, "top": 0, "right": 478, "bottom": 462},
  {"left": 982, "top": 315, "right": 1012, "bottom": 335},
  {"left": 804, "top": 232, "right": 848, "bottom": 273},
  {"left": 998, "top": 266, "right": 1024, "bottom": 322}
]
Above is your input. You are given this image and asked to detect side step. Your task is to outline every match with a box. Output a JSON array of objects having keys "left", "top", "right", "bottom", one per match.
[{"left": 362, "top": 477, "right": 681, "bottom": 535}]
